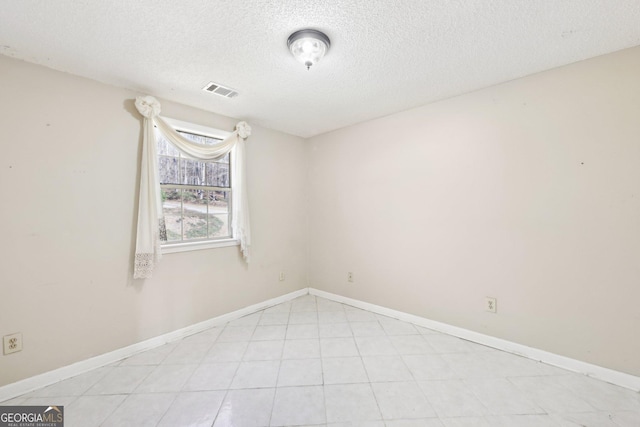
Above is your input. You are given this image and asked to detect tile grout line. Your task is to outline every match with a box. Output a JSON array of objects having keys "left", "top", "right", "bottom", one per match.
[
  {"left": 316, "top": 296, "right": 330, "bottom": 426},
  {"left": 210, "top": 315, "right": 259, "bottom": 427}
]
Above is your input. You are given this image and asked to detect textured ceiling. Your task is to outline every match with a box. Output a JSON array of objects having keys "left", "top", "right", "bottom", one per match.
[{"left": 1, "top": 1, "right": 639, "bottom": 138}]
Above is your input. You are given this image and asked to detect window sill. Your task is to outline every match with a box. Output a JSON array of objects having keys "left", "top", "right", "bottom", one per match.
[{"left": 161, "top": 238, "right": 239, "bottom": 254}]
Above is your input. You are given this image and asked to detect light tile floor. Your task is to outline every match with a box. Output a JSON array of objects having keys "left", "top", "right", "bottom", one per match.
[{"left": 2, "top": 295, "right": 639, "bottom": 426}]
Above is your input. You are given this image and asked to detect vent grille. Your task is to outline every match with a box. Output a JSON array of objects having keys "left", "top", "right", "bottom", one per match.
[{"left": 203, "top": 82, "right": 239, "bottom": 98}]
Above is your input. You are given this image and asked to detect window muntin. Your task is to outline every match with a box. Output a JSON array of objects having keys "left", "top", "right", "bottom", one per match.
[{"left": 156, "top": 126, "right": 233, "bottom": 245}]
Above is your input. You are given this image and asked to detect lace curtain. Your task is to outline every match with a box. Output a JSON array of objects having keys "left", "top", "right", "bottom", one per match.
[{"left": 133, "top": 95, "right": 252, "bottom": 279}]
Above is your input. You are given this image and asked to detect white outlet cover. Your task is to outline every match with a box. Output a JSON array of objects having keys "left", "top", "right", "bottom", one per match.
[
  {"left": 3, "top": 333, "right": 23, "bottom": 355},
  {"left": 485, "top": 297, "right": 497, "bottom": 313}
]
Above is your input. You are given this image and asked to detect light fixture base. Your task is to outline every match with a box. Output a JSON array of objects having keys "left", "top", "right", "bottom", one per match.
[
  {"left": 287, "top": 29, "right": 331, "bottom": 70},
  {"left": 287, "top": 29, "right": 331, "bottom": 50}
]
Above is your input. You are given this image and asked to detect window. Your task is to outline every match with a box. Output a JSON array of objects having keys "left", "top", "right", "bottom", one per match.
[{"left": 155, "top": 118, "right": 236, "bottom": 252}]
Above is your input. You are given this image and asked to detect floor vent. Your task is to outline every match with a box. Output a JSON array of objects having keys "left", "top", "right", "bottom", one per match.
[{"left": 202, "top": 82, "right": 239, "bottom": 98}]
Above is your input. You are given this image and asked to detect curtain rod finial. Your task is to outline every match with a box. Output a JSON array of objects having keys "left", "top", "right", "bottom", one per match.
[
  {"left": 135, "top": 95, "right": 161, "bottom": 118},
  {"left": 236, "top": 121, "right": 252, "bottom": 139}
]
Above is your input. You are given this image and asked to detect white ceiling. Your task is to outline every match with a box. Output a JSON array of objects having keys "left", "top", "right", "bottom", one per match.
[{"left": 1, "top": 1, "right": 639, "bottom": 138}]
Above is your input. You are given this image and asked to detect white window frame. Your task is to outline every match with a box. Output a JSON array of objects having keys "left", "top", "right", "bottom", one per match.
[{"left": 159, "top": 117, "right": 239, "bottom": 254}]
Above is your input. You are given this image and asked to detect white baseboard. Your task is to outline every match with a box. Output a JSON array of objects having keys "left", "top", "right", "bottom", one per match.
[
  {"left": 0, "top": 288, "right": 308, "bottom": 402},
  {"left": 309, "top": 288, "right": 640, "bottom": 392}
]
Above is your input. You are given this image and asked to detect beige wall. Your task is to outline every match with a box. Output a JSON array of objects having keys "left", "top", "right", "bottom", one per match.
[
  {"left": 0, "top": 55, "right": 308, "bottom": 386},
  {"left": 307, "top": 47, "right": 640, "bottom": 376}
]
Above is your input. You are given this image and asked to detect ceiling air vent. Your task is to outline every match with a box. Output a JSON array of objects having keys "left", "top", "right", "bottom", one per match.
[{"left": 202, "top": 82, "right": 239, "bottom": 98}]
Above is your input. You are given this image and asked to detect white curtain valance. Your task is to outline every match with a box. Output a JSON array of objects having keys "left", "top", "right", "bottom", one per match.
[{"left": 133, "top": 95, "right": 252, "bottom": 279}]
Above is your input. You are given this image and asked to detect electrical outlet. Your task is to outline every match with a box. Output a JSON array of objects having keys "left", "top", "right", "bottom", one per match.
[
  {"left": 3, "top": 333, "right": 23, "bottom": 355},
  {"left": 485, "top": 297, "right": 497, "bottom": 313},
  {"left": 279, "top": 272, "right": 285, "bottom": 281},
  {"left": 347, "top": 272, "right": 354, "bottom": 282}
]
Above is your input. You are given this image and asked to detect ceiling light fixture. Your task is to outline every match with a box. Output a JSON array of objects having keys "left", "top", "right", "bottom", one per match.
[{"left": 287, "top": 29, "right": 331, "bottom": 70}]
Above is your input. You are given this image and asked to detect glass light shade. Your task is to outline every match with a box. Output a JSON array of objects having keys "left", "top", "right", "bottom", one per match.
[{"left": 287, "top": 29, "right": 330, "bottom": 70}]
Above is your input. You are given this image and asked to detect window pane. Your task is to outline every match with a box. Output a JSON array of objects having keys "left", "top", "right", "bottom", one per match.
[
  {"left": 205, "top": 162, "right": 230, "bottom": 187},
  {"left": 205, "top": 162, "right": 217, "bottom": 186},
  {"left": 161, "top": 188, "right": 182, "bottom": 241},
  {"left": 207, "top": 190, "right": 230, "bottom": 238},
  {"left": 209, "top": 214, "right": 230, "bottom": 238},
  {"left": 159, "top": 156, "right": 179, "bottom": 184},
  {"left": 182, "top": 189, "right": 208, "bottom": 240},
  {"left": 181, "top": 159, "right": 206, "bottom": 186},
  {"left": 211, "top": 190, "right": 229, "bottom": 210}
]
